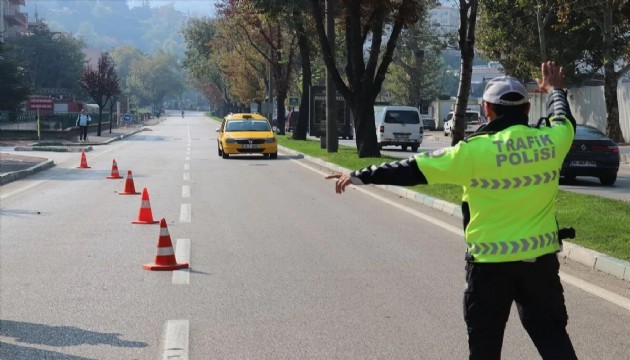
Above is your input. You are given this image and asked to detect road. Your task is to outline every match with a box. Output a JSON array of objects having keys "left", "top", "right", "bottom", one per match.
[
  {"left": 1, "top": 113, "right": 629, "bottom": 359},
  {"left": 335, "top": 132, "right": 630, "bottom": 202}
]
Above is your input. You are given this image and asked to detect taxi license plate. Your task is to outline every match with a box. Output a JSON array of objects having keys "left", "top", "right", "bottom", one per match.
[
  {"left": 570, "top": 160, "right": 596, "bottom": 167},
  {"left": 242, "top": 144, "right": 259, "bottom": 149}
]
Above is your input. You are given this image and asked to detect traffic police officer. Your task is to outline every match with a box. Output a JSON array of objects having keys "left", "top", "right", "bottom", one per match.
[{"left": 326, "top": 62, "right": 578, "bottom": 359}]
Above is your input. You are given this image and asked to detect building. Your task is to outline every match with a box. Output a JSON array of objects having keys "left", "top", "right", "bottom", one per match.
[
  {"left": 428, "top": 6, "right": 459, "bottom": 36},
  {"left": 1, "top": 0, "right": 28, "bottom": 43}
]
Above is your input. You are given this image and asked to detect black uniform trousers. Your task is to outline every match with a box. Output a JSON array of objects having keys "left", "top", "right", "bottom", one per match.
[{"left": 464, "top": 253, "right": 577, "bottom": 360}]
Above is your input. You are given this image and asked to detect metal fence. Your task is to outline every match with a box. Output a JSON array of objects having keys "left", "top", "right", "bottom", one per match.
[
  {"left": 0, "top": 111, "right": 115, "bottom": 131},
  {"left": 530, "top": 82, "right": 630, "bottom": 142}
]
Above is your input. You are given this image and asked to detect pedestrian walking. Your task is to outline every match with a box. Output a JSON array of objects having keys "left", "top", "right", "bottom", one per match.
[
  {"left": 76, "top": 108, "right": 91, "bottom": 142},
  {"left": 326, "top": 61, "right": 578, "bottom": 359}
]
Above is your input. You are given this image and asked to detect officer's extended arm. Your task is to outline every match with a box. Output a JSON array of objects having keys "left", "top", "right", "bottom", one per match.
[
  {"left": 546, "top": 89, "right": 576, "bottom": 134},
  {"left": 348, "top": 156, "right": 428, "bottom": 186}
]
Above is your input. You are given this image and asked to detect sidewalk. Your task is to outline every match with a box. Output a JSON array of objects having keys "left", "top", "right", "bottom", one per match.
[{"left": 1, "top": 124, "right": 629, "bottom": 283}]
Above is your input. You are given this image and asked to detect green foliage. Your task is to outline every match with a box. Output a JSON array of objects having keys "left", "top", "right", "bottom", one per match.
[
  {"left": 477, "top": 0, "right": 601, "bottom": 84},
  {"left": 0, "top": 43, "right": 30, "bottom": 110},
  {"left": 109, "top": 46, "right": 146, "bottom": 93},
  {"left": 127, "top": 51, "right": 184, "bottom": 107},
  {"left": 6, "top": 24, "right": 85, "bottom": 95}
]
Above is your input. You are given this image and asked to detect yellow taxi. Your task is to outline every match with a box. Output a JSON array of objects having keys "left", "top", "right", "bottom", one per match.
[{"left": 216, "top": 113, "right": 278, "bottom": 159}]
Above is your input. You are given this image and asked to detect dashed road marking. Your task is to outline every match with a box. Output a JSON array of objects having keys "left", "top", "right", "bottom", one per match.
[
  {"left": 180, "top": 203, "right": 191, "bottom": 223},
  {"left": 162, "top": 319, "right": 189, "bottom": 360},
  {"left": 173, "top": 239, "right": 191, "bottom": 285},
  {"left": 182, "top": 185, "right": 190, "bottom": 198}
]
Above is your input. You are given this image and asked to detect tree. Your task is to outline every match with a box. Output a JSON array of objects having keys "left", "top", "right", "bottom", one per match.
[
  {"left": 309, "top": 0, "right": 423, "bottom": 157},
  {"left": 8, "top": 23, "right": 85, "bottom": 96},
  {"left": 450, "top": 0, "right": 478, "bottom": 146},
  {"left": 477, "top": 0, "right": 630, "bottom": 143},
  {"left": 477, "top": 1, "right": 597, "bottom": 85},
  {"left": 558, "top": 0, "right": 630, "bottom": 143},
  {"left": 217, "top": 0, "right": 299, "bottom": 135},
  {"left": 250, "top": 0, "right": 317, "bottom": 140},
  {"left": 77, "top": 52, "right": 121, "bottom": 136},
  {"left": 182, "top": 17, "right": 238, "bottom": 115},
  {"left": 0, "top": 42, "right": 30, "bottom": 111},
  {"left": 127, "top": 51, "right": 184, "bottom": 110},
  {"left": 388, "top": 1, "right": 444, "bottom": 108}
]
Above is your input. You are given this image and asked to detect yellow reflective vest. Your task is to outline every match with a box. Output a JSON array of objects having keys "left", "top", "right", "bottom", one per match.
[{"left": 416, "top": 117, "right": 574, "bottom": 262}]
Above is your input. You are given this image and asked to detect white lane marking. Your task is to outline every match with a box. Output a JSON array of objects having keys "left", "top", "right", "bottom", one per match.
[
  {"left": 183, "top": 173, "right": 190, "bottom": 181},
  {"left": 289, "top": 157, "right": 630, "bottom": 311},
  {"left": 180, "top": 203, "right": 191, "bottom": 223},
  {"left": 185, "top": 156, "right": 190, "bottom": 161},
  {"left": 162, "top": 319, "right": 189, "bottom": 360},
  {"left": 560, "top": 272, "right": 630, "bottom": 311},
  {"left": 173, "top": 239, "right": 191, "bottom": 285},
  {"left": 182, "top": 185, "right": 191, "bottom": 198},
  {"left": 184, "top": 163, "right": 190, "bottom": 170}
]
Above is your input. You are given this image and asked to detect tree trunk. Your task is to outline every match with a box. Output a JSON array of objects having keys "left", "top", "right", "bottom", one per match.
[
  {"left": 352, "top": 95, "right": 380, "bottom": 157},
  {"left": 452, "top": 0, "right": 478, "bottom": 146},
  {"left": 97, "top": 107, "right": 103, "bottom": 136},
  {"left": 603, "top": 70, "right": 622, "bottom": 142},
  {"left": 601, "top": 7, "right": 623, "bottom": 143},
  {"left": 293, "top": 15, "right": 311, "bottom": 141}
]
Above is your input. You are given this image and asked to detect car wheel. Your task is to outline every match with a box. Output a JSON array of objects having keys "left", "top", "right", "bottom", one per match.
[
  {"left": 401, "top": 145, "right": 408, "bottom": 151},
  {"left": 269, "top": 152, "right": 278, "bottom": 159},
  {"left": 411, "top": 145, "right": 419, "bottom": 152},
  {"left": 222, "top": 150, "right": 229, "bottom": 159},
  {"left": 217, "top": 143, "right": 223, "bottom": 156},
  {"left": 599, "top": 174, "right": 617, "bottom": 186}
]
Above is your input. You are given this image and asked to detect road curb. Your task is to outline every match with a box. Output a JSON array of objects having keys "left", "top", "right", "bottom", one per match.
[
  {"left": 0, "top": 160, "right": 55, "bottom": 185},
  {"left": 280, "top": 145, "right": 630, "bottom": 283}
]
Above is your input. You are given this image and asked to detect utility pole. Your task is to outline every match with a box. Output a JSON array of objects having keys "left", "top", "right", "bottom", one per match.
[
  {"left": 325, "top": 0, "right": 338, "bottom": 152},
  {"left": 268, "top": 25, "right": 274, "bottom": 123}
]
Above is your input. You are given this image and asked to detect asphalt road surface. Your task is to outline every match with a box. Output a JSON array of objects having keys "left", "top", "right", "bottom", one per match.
[{"left": 1, "top": 113, "right": 629, "bottom": 359}]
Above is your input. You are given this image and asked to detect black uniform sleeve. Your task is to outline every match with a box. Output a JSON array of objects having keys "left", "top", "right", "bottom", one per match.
[
  {"left": 546, "top": 89, "right": 576, "bottom": 134},
  {"left": 349, "top": 156, "right": 428, "bottom": 186}
]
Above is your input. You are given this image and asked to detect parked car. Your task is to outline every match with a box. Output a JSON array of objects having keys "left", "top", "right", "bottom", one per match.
[
  {"left": 216, "top": 113, "right": 278, "bottom": 159},
  {"left": 421, "top": 116, "right": 436, "bottom": 131},
  {"left": 443, "top": 111, "right": 487, "bottom": 136},
  {"left": 561, "top": 124, "right": 620, "bottom": 185},
  {"left": 374, "top": 105, "right": 424, "bottom": 151}
]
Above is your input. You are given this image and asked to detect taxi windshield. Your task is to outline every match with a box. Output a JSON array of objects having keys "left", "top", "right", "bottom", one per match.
[{"left": 226, "top": 120, "right": 271, "bottom": 132}]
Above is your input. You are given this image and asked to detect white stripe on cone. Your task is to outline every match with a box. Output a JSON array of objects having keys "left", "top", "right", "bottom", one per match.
[{"left": 156, "top": 247, "right": 175, "bottom": 256}]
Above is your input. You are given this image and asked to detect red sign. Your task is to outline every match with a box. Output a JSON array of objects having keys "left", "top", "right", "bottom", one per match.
[{"left": 28, "top": 98, "right": 54, "bottom": 110}]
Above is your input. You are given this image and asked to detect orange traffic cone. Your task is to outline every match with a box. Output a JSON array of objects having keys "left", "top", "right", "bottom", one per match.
[
  {"left": 119, "top": 170, "right": 140, "bottom": 195},
  {"left": 132, "top": 188, "right": 159, "bottom": 224},
  {"left": 143, "top": 219, "right": 189, "bottom": 271},
  {"left": 106, "top": 159, "right": 123, "bottom": 179},
  {"left": 77, "top": 151, "right": 90, "bottom": 168}
]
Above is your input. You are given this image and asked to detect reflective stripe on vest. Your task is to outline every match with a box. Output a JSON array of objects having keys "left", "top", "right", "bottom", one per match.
[
  {"left": 470, "top": 170, "right": 558, "bottom": 189},
  {"left": 467, "top": 231, "right": 558, "bottom": 257}
]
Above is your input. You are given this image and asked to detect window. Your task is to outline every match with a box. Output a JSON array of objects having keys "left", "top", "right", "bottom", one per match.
[{"left": 384, "top": 111, "right": 420, "bottom": 124}]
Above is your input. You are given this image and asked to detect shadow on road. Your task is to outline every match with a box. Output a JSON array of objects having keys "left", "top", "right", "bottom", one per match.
[{"left": 0, "top": 320, "right": 147, "bottom": 359}]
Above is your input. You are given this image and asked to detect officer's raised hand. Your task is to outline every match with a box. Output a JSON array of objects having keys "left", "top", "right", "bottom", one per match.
[{"left": 536, "top": 61, "right": 565, "bottom": 93}]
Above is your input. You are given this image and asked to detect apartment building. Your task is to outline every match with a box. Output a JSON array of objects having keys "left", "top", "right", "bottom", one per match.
[{"left": 1, "top": 0, "right": 28, "bottom": 43}]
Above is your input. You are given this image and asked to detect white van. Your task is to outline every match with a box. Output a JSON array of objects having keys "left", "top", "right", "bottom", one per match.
[
  {"left": 374, "top": 105, "right": 424, "bottom": 151},
  {"left": 443, "top": 111, "right": 487, "bottom": 136}
]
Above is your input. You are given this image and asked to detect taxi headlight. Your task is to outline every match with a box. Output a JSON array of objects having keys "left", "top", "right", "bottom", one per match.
[
  {"left": 225, "top": 138, "right": 236, "bottom": 144},
  {"left": 264, "top": 137, "right": 277, "bottom": 143}
]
